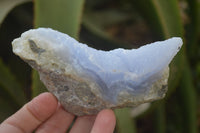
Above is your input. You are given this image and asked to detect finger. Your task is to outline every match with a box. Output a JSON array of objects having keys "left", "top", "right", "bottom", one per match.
[
  {"left": 36, "top": 105, "right": 75, "bottom": 133},
  {"left": 69, "top": 115, "right": 96, "bottom": 133},
  {"left": 91, "top": 109, "right": 116, "bottom": 133},
  {"left": 0, "top": 92, "right": 58, "bottom": 133}
]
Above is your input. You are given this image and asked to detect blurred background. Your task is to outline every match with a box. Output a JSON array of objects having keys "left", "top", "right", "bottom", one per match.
[{"left": 0, "top": 0, "right": 199, "bottom": 132}]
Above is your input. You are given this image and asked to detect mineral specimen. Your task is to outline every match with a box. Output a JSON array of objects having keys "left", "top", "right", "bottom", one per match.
[{"left": 12, "top": 28, "right": 183, "bottom": 116}]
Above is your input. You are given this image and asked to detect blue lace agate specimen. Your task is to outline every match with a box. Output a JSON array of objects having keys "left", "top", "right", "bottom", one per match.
[{"left": 12, "top": 28, "right": 182, "bottom": 116}]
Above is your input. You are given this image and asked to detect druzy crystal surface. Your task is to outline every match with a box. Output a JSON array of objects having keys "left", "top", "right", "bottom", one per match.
[{"left": 12, "top": 28, "right": 183, "bottom": 116}]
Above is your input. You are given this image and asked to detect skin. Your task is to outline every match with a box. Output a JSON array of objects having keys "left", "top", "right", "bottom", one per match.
[{"left": 0, "top": 92, "right": 116, "bottom": 133}]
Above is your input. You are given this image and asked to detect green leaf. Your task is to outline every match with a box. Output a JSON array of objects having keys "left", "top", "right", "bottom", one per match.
[
  {"left": 115, "top": 108, "right": 136, "bottom": 133},
  {"left": 34, "top": 0, "right": 85, "bottom": 39},
  {"left": 82, "top": 10, "right": 132, "bottom": 50},
  {"left": 134, "top": 0, "right": 183, "bottom": 37},
  {"left": 0, "top": 58, "right": 26, "bottom": 106},
  {"left": 186, "top": 0, "right": 200, "bottom": 58},
  {"left": 81, "top": 21, "right": 132, "bottom": 50},
  {"left": 178, "top": 59, "right": 198, "bottom": 133},
  {"left": 0, "top": 96, "right": 15, "bottom": 122},
  {"left": 150, "top": 0, "right": 183, "bottom": 38},
  {"left": 154, "top": 102, "right": 166, "bottom": 133},
  {"left": 31, "top": 70, "right": 47, "bottom": 98},
  {"left": 0, "top": 0, "right": 31, "bottom": 26}
]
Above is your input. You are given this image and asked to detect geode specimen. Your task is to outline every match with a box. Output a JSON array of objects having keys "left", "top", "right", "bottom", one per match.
[{"left": 12, "top": 28, "right": 182, "bottom": 116}]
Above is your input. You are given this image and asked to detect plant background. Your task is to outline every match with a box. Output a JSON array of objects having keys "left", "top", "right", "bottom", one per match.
[{"left": 0, "top": 0, "right": 200, "bottom": 133}]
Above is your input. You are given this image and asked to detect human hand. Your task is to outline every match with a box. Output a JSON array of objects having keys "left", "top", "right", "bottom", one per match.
[{"left": 0, "top": 92, "right": 116, "bottom": 133}]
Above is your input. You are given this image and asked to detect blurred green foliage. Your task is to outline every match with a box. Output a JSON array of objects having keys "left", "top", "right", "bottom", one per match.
[{"left": 0, "top": 0, "right": 199, "bottom": 132}]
